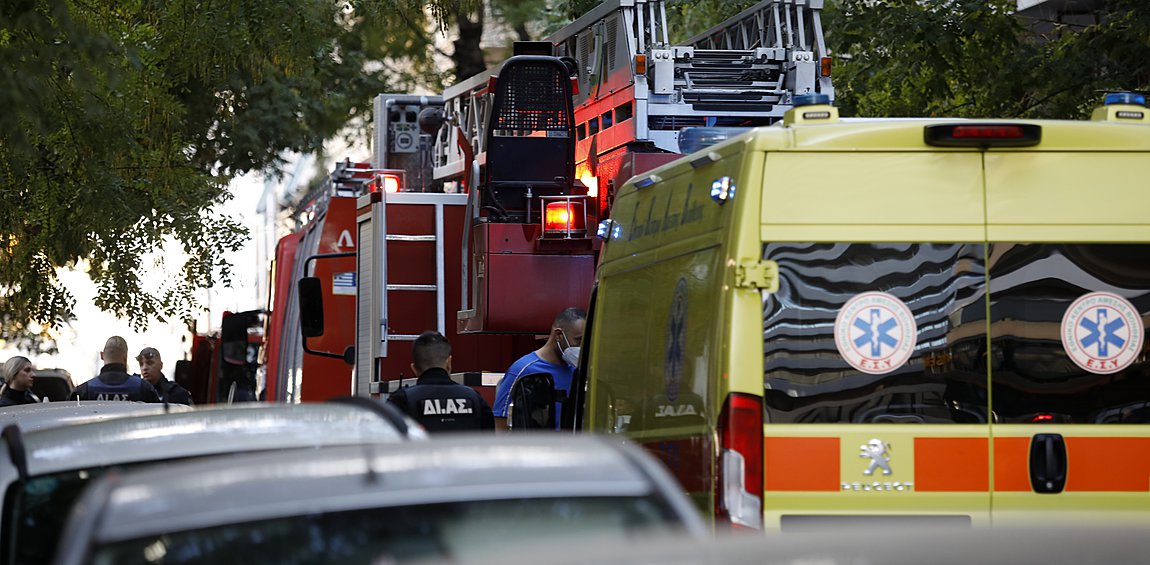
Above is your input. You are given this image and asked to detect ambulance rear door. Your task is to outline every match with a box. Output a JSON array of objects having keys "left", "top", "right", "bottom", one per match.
[
  {"left": 984, "top": 142, "right": 1150, "bottom": 526},
  {"left": 759, "top": 141, "right": 992, "bottom": 530}
]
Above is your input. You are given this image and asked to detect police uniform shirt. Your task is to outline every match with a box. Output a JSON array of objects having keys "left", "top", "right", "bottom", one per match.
[
  {"left": 387, "top": 368, "right": 494, "bottom": 432},
  {"left": 155, "top": 375, "right": 194, "bottom": 405}
]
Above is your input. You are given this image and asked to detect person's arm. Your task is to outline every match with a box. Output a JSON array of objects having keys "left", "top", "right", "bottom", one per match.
[
  {"left": 173, "top": 386, "right": 194, "bottom": 406},
  {"left": 141, "top": 381, "right": 161, "bottom": 403},
  {"left": 477, "top": 395, "right": 496, "bottom": 432},
  {"left": 385, "top": 389, "right": 407, "bottom": 414},
  {"left": 491, "top": 373, "right": 513, "bottom": 433}
]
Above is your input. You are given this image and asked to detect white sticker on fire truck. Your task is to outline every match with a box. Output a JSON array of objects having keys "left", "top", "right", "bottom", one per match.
[
  {"left": 337, "top": 229, "right": 354, "bottom": 249},
  {"left": 1061, "top": 291, "right": 1144, "bottom": 374},
  {"left": 834, "top": 292, "right": 917, "bottom": 375},
  {"left": 333, "top": 272, "right": 356, "bottom": 296}
]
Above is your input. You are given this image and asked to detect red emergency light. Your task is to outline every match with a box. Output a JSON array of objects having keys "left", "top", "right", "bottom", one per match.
[
  {"left": 370, "top": 172, "right": 403, "bottom": 193},
  {"left": 543, "top": 199, "right": 586, "bottom": 236},
  {"left": 382, "top": 174, "right": 401, "bottom": 193}
]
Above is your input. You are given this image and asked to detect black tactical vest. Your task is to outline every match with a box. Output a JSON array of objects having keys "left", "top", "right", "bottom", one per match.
[
  {"left": 83, "top": 375, "right": 146, "bottom": 401},
  {"left": 402, "top": 384, "right": 485, "bottom": 432}
]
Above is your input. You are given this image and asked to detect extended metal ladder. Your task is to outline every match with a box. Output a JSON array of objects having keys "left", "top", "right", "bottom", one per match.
[{"left": 357, "top": 191, "right": 462, "bottom": 396}]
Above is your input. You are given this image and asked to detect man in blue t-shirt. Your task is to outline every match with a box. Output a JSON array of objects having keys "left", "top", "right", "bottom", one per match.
[{"left": 493, "top": 307, "right": 585, "bottom": 431}]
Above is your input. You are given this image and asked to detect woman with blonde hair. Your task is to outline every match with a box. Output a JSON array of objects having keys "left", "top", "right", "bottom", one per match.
[{"left": 1, "top": 356, "right": 40, "bottom": 406}]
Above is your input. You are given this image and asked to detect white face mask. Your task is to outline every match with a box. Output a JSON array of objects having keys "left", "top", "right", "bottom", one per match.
[
  {"left": 557, "top": 330, "right": 580, "bottom": 368},
  {"left": 562, "top": 346, "right": 581, "bottom": 368}
]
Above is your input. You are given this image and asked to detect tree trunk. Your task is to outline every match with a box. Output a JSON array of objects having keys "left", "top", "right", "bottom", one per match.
[{"left": 453, "top": 2, "right": 486, "bottom": 82}]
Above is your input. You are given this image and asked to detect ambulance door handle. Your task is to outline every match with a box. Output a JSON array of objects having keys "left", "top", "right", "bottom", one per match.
[{"left": 1028, "top": 433, "right": 1067, "bottom": 494}]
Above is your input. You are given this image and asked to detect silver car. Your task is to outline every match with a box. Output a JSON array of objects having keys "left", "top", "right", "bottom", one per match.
[
  {"left": 1, "top": 400, "right": 424, "bottom": 564},
  {"left": 55, "top": 434, "right": 707, "bottom": 564},
  {"left": 0, "top": 400, "right": 193, "bottom": 433}
]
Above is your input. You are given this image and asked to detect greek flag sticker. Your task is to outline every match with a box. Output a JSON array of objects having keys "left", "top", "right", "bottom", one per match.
[{"left": 332, "top": 272, "right": 356, "bottom": 296}]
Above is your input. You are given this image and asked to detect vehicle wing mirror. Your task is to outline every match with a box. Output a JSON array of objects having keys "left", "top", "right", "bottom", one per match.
[
  {"left": 509, "top": 372, "right": 556, "bottom": 430},
  {"left": 298, "top": 277, "right": 324, "bottom": 338}
]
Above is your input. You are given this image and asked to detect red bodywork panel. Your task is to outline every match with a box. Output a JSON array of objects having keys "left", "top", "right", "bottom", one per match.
[
  {"left": 261, "top": 231, "right": 302, "bottom": 402},
  {"left": 299, "top": 197, "right": 359, "bottom": 402},
  {"left": 458, "top": 223, "right": 595, "bottom": 335}
]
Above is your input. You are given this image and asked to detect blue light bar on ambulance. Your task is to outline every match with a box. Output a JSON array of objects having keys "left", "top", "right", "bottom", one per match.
[
  {"left": 1104, "top": 92, "right": 1146, "bottom": 106},
  {"left": 924, "top": 123, "right": 1041, "bottom": 148},
  {"left": 678, "top": 128, "right": 746, "bottom": 154},
  {"left": 793, "top": 93, "right": 831, "bottom": 106}
]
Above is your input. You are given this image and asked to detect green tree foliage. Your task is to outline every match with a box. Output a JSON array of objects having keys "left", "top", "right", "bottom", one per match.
[
  {"left": 666, "top": 0, "right": 760, "bottom": 43},
  {"left": 0, "top": 0, "right": 465, "bottom": 341},
  {"left": 826, "top": 0, "right": 1150, "bottom": 118}
]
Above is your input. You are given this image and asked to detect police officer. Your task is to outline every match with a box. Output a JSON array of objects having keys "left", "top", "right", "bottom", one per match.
[
  {"left": 386, "top": 331, "right": 494, "bottom": 432},
  {"left": 69, "top": 336, "right": 161, "bottom": 402},
  {"left": 137, "top": 347, "right": 193, "bottom": 405}
]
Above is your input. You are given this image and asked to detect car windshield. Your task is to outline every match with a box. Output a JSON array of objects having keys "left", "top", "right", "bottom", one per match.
[
  {"left": 4, "top": 468, "right": 107, "bottom": 565},
  {"left": 90, "top": 496, "right": 683, "bottom": 564}
]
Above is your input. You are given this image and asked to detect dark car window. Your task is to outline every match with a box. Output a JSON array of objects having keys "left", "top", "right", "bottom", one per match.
[
  {"left": 31, "top": 374, "right": 73, "bottom": 402},
  {"left": 4, "top": 469, "right": 104, "bottom": 565},
  {"left": 91, "top": 496, "right": 684, "bottom": 565}
]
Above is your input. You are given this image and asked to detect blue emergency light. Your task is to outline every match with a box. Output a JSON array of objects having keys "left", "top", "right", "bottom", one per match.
[
  {"left": 1104, "top": 92, "right": 1146, "bottom": 106},
  {"left": 793, "top": 93, "right": 831, "bottom": 107}
]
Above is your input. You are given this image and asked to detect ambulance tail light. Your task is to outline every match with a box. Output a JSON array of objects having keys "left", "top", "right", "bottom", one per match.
[
  {"left": 716, "top": 392, "right": 763, "bottom": 530},
  {"left": 542, "top": 197, "right": 587, "bottom": 238},
  {"left": 924, "top": 123, "right": 1041, "bottom": 147}
]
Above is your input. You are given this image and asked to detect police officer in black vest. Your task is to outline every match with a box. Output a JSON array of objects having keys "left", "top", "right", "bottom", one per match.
[
  {"left": 69, "top": 336, "right": 161, "bottom": 402},
  {"left": 137, "top": 347, "right": 193, "bottom": 405},
  {"left": 386, "top": 331, "right": 494, "bottom": 432}
]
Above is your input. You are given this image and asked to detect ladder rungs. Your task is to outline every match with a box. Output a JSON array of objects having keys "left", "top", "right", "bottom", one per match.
[
  {"left": 386, "top": 234, "right": 436, "bottom": 242},
  {"left": 387, "top": 284, "right": 437, "bottom": 291},
  {"left": 386, "top": 334, "right": 420, "bottom": 341}
]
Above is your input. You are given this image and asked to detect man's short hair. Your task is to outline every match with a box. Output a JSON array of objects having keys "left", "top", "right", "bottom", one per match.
[
  {"left": 412, "top": 331, "right": 451, "bottom": 372},
  {"left": 137, "top": 347, "right": 161, "bottom": 363},
  {"left": 552, "top": 307, "right": 587, "bottom": 331},
  {"left": 103, "top": 336, "right": 128, "bottom": 362}
]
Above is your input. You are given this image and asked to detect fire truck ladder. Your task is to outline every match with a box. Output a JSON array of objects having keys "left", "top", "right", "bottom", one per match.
[
  {"left": 680, "top": 0, "right": 834, "bottom": 107},
  {"left": 431, "top": 69, "right": 493, "bottom": 189},
  {"left": 542, "top": 0, "right": 833, "bottom": 155},
  {"left": 380, "top": 203, "right": 448, "bottom": 343},
  {"left": 358, "top": 191, "right": 469, "bottom": 397}
]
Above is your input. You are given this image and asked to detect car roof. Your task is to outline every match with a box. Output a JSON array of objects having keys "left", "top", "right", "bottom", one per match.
[
  {"left": 0, "top": 401, "right": 192, "bottom": 433},
  {"left": 0, "top": 403, "right": 416, "bottom": 487},
  {"left": 73, "top": 434, "right": 706, "bottom": 544}
]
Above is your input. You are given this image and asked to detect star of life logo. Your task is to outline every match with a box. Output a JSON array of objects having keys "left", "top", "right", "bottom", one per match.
[
  {"left": 834, "top": 292, "right": 917, "bottom": 374},
  {"left": 1061, "top": 292, "right": 1144, "bottom": 375}
]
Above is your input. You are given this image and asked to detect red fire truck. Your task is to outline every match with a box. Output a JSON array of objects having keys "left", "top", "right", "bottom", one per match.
[{"left": 273, "top": 0, "right": 830, "bottom": 403}]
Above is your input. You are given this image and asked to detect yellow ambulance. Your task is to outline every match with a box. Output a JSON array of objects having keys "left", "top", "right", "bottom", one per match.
[{"left": 572, "top": 93, "right": 1150, "bottom": 531}]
